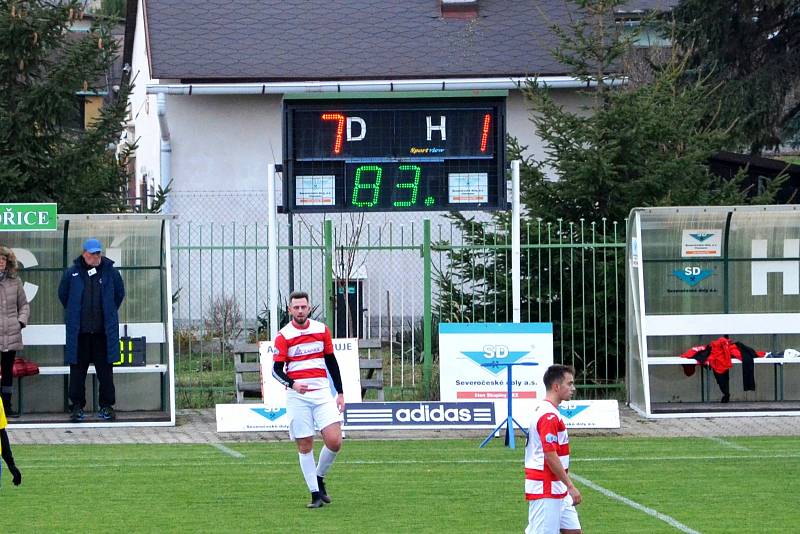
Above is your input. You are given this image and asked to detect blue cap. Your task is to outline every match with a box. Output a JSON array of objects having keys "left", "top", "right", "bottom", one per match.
[{"left": 82, "top": 238, "right": 103, "bottom": 253}]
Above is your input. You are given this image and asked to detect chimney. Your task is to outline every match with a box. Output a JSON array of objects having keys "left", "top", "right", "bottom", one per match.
[{"left": 440, "top": 0, "right": 478, "bottom": 20}]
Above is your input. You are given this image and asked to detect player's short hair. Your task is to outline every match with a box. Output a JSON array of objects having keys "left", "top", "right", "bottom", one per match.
[
  {"left": 288, "top": 291, "right": 309, "bottom": 303},
  {"left": 543, "top": 364, "right": 575, "bottom": 390}
]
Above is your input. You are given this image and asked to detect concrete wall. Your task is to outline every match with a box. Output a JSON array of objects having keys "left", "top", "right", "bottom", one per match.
[{"left": 167, "top": 94, "right": 284, "bottom": 194}]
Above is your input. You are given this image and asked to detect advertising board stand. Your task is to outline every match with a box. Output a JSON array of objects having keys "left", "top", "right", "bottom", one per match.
[{"left": 478, "top": 361, "right": 539, "bottom": 449}]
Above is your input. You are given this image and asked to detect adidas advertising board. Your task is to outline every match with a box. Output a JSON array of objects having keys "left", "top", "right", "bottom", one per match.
[
  {"left": 439, "top": 323, "right": 553, "bottom": 429},
  {"left": 215, "top": 338, "right": 361, "bottom": 432},
  {"left": 344, "top": 402, "right": 496, "bottom": 429}
]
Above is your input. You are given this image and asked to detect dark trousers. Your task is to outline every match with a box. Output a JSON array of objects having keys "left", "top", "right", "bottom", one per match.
[
  {"left": 1, "top": 350, "right": 16, "bottom": 411},
  {"left": 69, "top": 333, "right": 115, "bottom": 409}
]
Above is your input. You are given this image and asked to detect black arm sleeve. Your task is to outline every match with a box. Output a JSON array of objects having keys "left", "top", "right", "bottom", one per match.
[
  {"left": 0, "top": 428, "right": 14, "bottom": 468},
  {"left": 272, "top": 361, "right": 293, "bottom": 389},
  {"left": 324, "top": 353, "right": 344, "bottom": 394}
]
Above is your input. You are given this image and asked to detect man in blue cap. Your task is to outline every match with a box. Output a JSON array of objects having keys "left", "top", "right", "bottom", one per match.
[{"left": 58, "top": 238, "right": 125, "bottom": 422}]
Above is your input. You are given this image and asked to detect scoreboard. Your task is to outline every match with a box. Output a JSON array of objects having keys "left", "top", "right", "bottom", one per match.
[{"left": 283, "top": 99, "right": 506, "bottom": 212}]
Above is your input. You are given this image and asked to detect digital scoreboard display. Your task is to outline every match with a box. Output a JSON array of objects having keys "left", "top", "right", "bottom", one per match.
[{"left": 283, "top": 99, "right": 506, "bottom": 212}]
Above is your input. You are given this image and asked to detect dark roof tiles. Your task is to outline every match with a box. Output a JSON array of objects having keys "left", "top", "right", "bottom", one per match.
[{"left": 145, "top": 0, "right": 676, "bottom": 81}]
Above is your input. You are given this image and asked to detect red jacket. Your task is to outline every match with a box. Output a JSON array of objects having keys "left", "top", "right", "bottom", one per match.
[{"left": 680, "top": 337, "right": 741, "bottom": 374}]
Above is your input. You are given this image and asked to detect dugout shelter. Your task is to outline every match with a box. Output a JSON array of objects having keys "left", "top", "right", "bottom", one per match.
[
  {"left": 5, "top": 214, "right": 176, "bottom": 428},
  {"left": 627, "top": 206, "right": 800, "bottom": 418}
]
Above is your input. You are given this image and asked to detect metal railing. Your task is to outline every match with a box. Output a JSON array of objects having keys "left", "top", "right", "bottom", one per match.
[{"left": 170, "top": 214, "right": 625, "bottom": 406}]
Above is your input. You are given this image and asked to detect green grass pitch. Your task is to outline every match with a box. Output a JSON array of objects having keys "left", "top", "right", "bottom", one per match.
[{"left": 1, "top": 436, "right": 798, "bottom": 533}]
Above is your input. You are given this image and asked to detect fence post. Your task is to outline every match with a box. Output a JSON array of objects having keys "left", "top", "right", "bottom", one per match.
[
  {"left": 423, "top": 218, "right": 432, "bottom": 397},
  {"left": 324, "top": 219, "right": 334, "bottom": 331}
]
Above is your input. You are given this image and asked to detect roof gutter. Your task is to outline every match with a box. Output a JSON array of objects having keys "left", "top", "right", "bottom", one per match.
[{"left": 145, "top": 76, "right": 618, "bottom": 95}]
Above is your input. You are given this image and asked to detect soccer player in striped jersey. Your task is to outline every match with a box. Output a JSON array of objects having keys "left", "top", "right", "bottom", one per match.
[
  {"left": 524, "top": 364, "right": 582, "bottom": 534},
  {"left": 272, "top": 291, "right": 345, "bottom": 508}
]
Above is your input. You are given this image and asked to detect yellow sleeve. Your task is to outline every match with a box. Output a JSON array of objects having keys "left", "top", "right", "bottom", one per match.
[{"left": 0, "top": 396, "right": 7, "bottom": 430}]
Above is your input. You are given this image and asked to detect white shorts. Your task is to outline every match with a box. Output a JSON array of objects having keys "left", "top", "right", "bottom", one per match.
[
  {"left": 286, "top": 388, "right": 342, "bottom": 440},
  {"left": 525, "top": 495, "right": 581, "bottom": 534}
]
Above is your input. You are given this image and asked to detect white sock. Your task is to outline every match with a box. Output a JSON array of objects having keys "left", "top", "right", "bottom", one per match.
[
  {"left": 298, "top": 451, "right": 319, "bottom": 492},
  {"left": 316, "top": 446, "right": 339, "bottom": 478}
]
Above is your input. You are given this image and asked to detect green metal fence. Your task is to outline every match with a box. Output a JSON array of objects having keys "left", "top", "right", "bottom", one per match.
[
  {"left": 170, "top": 215, "right": 625, "bottom": 406},
  {"left": 433, "top": 217, "right": 626, "bottom": 394}
]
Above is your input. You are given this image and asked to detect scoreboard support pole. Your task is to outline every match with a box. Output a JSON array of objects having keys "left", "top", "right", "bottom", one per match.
[
  {"left": 511, "top": 160, "right": 521, "bottom": 323},
  {"left": 267, "top": 163, "right": 279, "bottom": 339}
]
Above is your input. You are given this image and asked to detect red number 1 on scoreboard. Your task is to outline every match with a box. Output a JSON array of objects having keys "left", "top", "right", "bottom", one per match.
[{"left": 480, "top": 113, "right": 491, "bottom": 153}]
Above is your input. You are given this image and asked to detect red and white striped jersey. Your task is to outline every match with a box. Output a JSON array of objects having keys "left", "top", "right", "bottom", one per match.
[
  {"left": 524, "top": 399, "right": 570, "bottom": 500},
  {"left": 273, "top": 319, "right": 334, "bottom": 391}
]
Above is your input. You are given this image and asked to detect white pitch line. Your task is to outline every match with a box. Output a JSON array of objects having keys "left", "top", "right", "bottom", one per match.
[
  {"left": 571, "top": 452, "right": 800, "bottom": 463},
  {"left": 210, "top": 443, "right": 245, "bottom": 458},
  {"left": 571, "top": 474, "right": 701, "bottom": 534},
  {"left": 342, "top": 453, "right": 800, "bottom": 465},
  {"left": 17, "top": 452, "right": 800, "bottom": 469},
  {"left": 705, "top": 436, "right": 751, "bottom": 451}
]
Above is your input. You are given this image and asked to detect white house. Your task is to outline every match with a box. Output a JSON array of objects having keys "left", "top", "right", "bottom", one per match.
[{"left": 123, "top": 0, "right": 674, "bottom": 334}]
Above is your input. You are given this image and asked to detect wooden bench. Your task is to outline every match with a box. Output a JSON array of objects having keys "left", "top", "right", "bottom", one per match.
[
  {"left": 234, "top": 341, "right": 385, "bottom": 402},
  {"left": 359, "top": 358, "right": 384, "bottom": 401},
  {"left": 234, "top": 343, "right": 262, "bottom": 403},
  {"left": 357, "top": 338, "right": 385, "bottom": 401}
]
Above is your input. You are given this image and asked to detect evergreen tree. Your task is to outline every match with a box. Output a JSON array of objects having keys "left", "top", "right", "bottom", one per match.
[
  {"left": 435, "top": 0, "right": 781, "bottom": 387},
  {"left": 520, "top": 54, "right": 765, "bottom": 223},
  {"left": 668, "top": 0, "right": 800, "bottom": 151},
  {"left": 0, "top": 0, "right": 132, "bottom": 213}
]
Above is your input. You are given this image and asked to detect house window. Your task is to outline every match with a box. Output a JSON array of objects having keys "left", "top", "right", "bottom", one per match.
[{"left": 63, "top": 95, "right": 86, "bottom": 131}]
